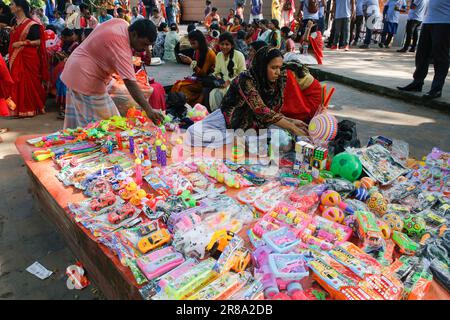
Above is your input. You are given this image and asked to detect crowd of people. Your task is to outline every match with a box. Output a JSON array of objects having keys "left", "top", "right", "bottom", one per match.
[{"left": 0, "top": 0, "right": 448, "bottom": 124}]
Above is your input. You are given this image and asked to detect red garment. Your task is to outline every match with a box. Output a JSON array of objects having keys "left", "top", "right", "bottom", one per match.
[
  {"left": 148, "top": 82, "right": 166, "bottom": 111},
  {"left": 308, "top": 31, "right": 324, "bottom": 65},
  {"left": 0, "top": 56, "right": 13, "bottom": 116},
  {"left": 8, "top": 19, "right": 49, "bottom": 117},
  {"left": 281, "top": 70, "right": 322, "bottom": 123}
]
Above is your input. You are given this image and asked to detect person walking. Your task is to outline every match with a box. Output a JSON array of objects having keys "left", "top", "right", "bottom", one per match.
[
  {"left": 397, "top": 0, "right": 450, "bottom": 99},
  {"left": 330, "top": 0, "right": 356, "bottom": 51},
  {"left": 397, "top": 0, "right": 428, "bottom": 53}
]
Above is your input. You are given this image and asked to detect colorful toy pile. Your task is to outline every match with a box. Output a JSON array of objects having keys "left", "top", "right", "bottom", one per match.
[{"left": 27, "top": 111, "right": 450, "bottom": 300}]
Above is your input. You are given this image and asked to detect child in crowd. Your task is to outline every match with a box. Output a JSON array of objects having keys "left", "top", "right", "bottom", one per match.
[
  {"left": 55, "top": 28, "right": 79, "bottom": 119},
  {"left": 281, "top": 26, "right": 295, "bottom": 53},
  {"left": 153, "top": 22, "right": 168, "bottom": 58},
  {"left": 379, "top": 0, "right": 406, "bottom": 48},
  {"left": 163, "top": 23, "right": 180, "bottom": 62}
]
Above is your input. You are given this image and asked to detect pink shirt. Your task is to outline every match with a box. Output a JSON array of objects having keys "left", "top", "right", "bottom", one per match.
[{"left": 61, "top": 19, "right": 136, "bottom": 95}]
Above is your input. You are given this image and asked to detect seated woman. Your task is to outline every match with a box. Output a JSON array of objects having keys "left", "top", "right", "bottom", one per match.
[
  {"left": 152, "top": 22, "right": 168, "bottom": 59},
  {"left": 186, "top": 47, "right": 307, "bottom": 148},
  {"left": 285, "top": 20, "right": 323, "bottom": 65},
  {"left": 163, "top": 23, "right": 180, "bottom": 62},
  {"left": 171, "top": 30, "right": 216, "bottom": 106},
  {"left": 281, "top": 60, "right": 322, "bottom": 124},
  {"left": 209, "top": 32, "right": 246, "bottom": 111}
]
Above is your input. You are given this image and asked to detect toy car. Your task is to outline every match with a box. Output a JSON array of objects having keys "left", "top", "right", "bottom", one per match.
[
  {"left": 392, "top": 231, "right": 420, "bottom": 255},
  {"left": 107, "top": 203, "right": 136, "bottom": 224},
  {"left": 90, "top": 192, "right": 116, "bottom": 212},
  {"left": 137, "top": 228, "right": 171, "bottom": 254}
]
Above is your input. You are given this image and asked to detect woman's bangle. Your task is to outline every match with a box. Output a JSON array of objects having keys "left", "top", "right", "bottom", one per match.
[{"left": 190, "top": 60, "right": 197, "bottom": 70}]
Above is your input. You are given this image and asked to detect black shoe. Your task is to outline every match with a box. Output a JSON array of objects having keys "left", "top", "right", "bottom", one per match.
[
  {"left": 378, "top": 43, "right": 383, "bottom": 48},
  {"left": 359, "top": 44, "right": 369, "bottom": 49},
  {"left": 397, "top": 48, "right": 407, "bottom": 52},
  {"left": 409, "top": 47, "right": 415, "bottom": 53},
  {"left": 423, "top": 89, "right": 442, "bottom": 99},
  {"left": 57, "top": 111, "right": 65, "bottom": 120},
  {"left": 397, "top": 82, "right": 423, "bottom": 92}
]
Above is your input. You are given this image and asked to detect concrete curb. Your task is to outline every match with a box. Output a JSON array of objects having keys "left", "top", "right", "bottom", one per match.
[{"left": 309, "top": 67, "right": 450, "bottom": 113}]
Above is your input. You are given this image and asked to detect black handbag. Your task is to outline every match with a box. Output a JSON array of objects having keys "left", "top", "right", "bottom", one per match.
[{"left": 198, "top": 75, "right": 225, "bottom": 88}]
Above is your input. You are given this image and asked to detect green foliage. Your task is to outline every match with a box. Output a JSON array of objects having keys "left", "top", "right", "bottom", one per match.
[{"left": 29, "top": 0, "right": 45, "bottom": 9}]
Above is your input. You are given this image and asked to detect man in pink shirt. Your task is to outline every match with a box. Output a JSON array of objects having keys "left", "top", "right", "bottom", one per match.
[{"left": 61, "top": 18, "right": 163, "bottom": 129}]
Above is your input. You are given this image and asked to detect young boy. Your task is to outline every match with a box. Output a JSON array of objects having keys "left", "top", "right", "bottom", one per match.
[
  {"left": 55, "top": 28, "right": 79, "bottom": 119},
  {"left": 379, "top": 0, "right": 407, "bottom": 48},
  {"left": 153, "top": 22, "right": 168, "bottom": 58}
]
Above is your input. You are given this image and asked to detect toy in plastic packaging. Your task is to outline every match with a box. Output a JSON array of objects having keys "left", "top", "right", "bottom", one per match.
[
  {"left": 187, "top": 272, "right": 248, "bottom": 300},
  {"left": 161, "top": 258, "right": 218, "bottom": 300},
  {"left": 229, "top": 276, "right": 265, "bottom": 300},
  {"left": 402, "top": 258, "right": 433, "bottom": 300},
  {"left": 347, "top": 144, "right": 410, "bottom": 185},
  {"left": 68, "top": 193, "right": 124, "bottom": 222},
  {"left": 213, "top": 236, "right": 250, "bottom": 274},
  {"left": 262, "top": 227, "right": 301, "bottom": 253},
  {"left": 136, "top": 246, "right": 185, "bottom": 281},
  {"left": 139, "top": 281, "right": 158, "bottom": 300},
  {"left": 79, "top": 203, "right": 141, "bottom": 238},
  {"left": 66, "top": 262, "right": 90, "bottom": 290},
  {"left": 126, "top": 258, "right": 149, "bottom": 286},
  {"left": 325, "top": 178, "right": 356, "bottom": 195}
]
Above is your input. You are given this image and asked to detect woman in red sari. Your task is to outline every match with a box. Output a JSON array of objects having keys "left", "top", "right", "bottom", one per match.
[
  {"left": 8, "top": 0, "right": 48, "bottom": 117},
  {"left": 0, "top": 55, "right": 13, "bottom": 116}
]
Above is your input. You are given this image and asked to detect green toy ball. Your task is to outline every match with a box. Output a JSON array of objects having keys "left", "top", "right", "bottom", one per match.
[
  {"left": 330, "top": 152, "right": 363, "bottom": 182},
  {"left": 403, "top": 214, "right": 426, "bottom": 238}
]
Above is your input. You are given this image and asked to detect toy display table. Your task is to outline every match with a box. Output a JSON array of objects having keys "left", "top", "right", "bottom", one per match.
[{"left": 15, "top": 135, "right": 450, "bottom": 300}]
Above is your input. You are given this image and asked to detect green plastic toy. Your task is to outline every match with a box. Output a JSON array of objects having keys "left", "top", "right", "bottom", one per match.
[{"left": 330, "top": 152, "right": 363, "bottom": 182}]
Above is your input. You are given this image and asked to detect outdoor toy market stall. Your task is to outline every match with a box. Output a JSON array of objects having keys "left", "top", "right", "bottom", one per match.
[{"left": 15, "top": 104, "right": 450, "bottom": 300}]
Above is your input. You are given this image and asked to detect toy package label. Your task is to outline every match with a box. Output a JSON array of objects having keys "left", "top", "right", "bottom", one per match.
[
  {"left": 328, "top": 242, "right": 381, "bottom": 278},
  {"left": 187, "top": 272, "right": 245, "bottom": 300},
  {"left": 362, "top": 274, "right": 403, "bottom": 300},
  {"left": 347, "top": 144, "right": 410, "bottom": 185}
]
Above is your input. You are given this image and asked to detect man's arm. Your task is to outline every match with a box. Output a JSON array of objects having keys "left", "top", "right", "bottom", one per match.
[{"left": 123, "top": 79, "right": 164, "bottom": 124}]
